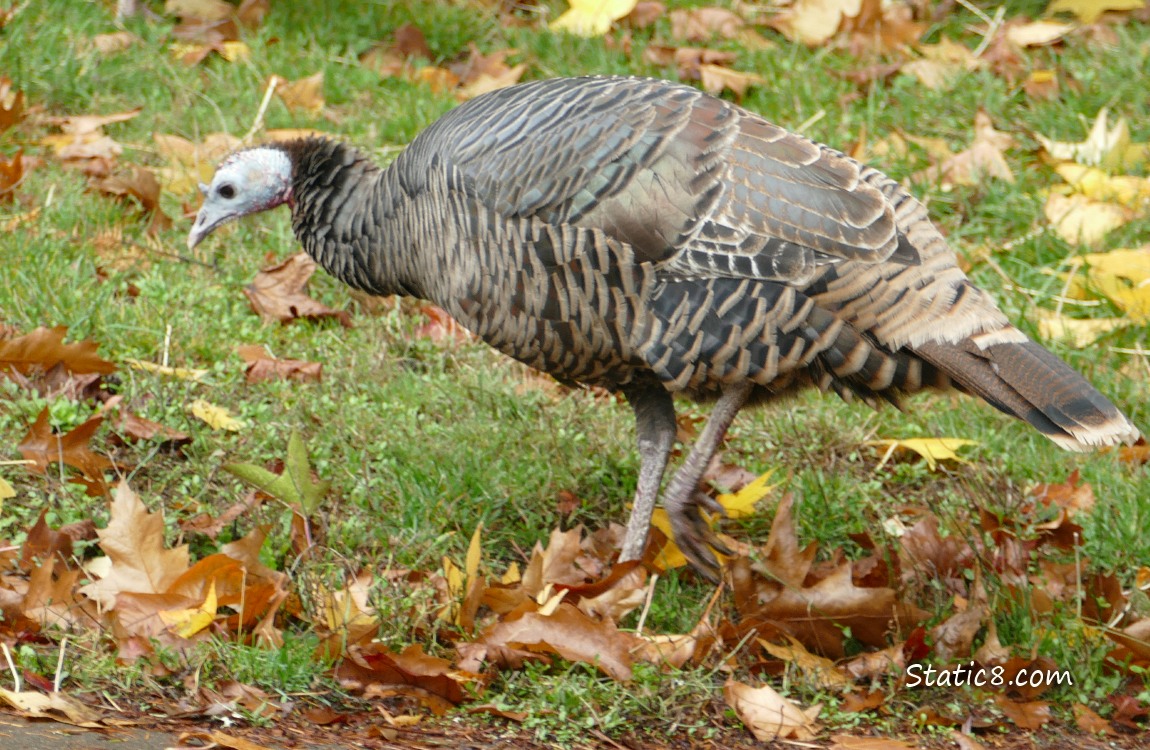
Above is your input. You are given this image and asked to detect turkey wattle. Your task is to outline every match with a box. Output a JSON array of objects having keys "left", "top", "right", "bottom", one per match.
[{"left": 188, "top": 76, "right": 1139, "bottom": 581}]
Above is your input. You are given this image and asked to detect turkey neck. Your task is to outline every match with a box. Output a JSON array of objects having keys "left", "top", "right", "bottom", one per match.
[{"left": 284, "top": 138, "right": 425, "bottom": 299}]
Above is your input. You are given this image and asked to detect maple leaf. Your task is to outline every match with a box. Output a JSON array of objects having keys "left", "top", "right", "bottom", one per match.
[
  {"left": 224, "top": 431, "right": 331, "bottom": 515},
  {"left": 80, "top": 482, "right": 191, "bottom": 609},
  {"left": 244, "top": 252, "right": 353, "bottom": 328},
  {"left": 18, "top": 409, "right": 113, "bottom": 495},
  {"left": 912, "top": 110, "right": 1015, "bottom": 189},
  {"left": 1045, "top": 192, "right": 1133, "bottom": 246},
  {"left": 0, "top": 326, "right": 115, "bottom": 376},
  {"left": 336, "top": 643, "right": 483, "bottom": 712}
]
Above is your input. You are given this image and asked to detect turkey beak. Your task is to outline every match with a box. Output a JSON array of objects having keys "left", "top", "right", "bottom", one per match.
[{"left": 187, "top": 201, "right": 230, "bottom": 251}]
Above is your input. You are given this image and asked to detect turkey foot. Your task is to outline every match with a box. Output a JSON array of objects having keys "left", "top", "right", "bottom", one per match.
[{"left": 666, "top": 489, "right": 733, "bottom": 583}]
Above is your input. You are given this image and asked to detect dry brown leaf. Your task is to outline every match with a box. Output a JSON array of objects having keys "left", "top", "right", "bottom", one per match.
[
  {"left": 335, "top": 643, "right": 479, "bottom": 710},
  {"left": 627, "top": 1, "right": 665, "bottom": 27},
  {"left": 470, "top": 602, "right": 641, "bottom": 680},
  {"left": 0, "top": 76, "right": 25, "bottom": 133},
  {"left": 760, "top": 635, "right": 851, "bottom": 689},
  {"left": 237, "top": 344, "right": 322, "bottom": 383},
  {"left": 830, "top": 736, "right": 919, "bottom": 750},
  {"left": 244, "top": 252, "right": 353, "bottom": 327},
  {"left": 90, "top": 167, "right": 173, "bottom": 234},
  {"left": 166, "top": 0, "right": 234, "bottom": 21},
  {"left": 723, "top": 679, "right": 820, "bottom": 742},
  {"left": 19, "top": 409, "right": 113, "bottom": 495},
  {"left": 1073, "top": 702, "right": 1116, "bottom": 735},
  {"left": 912, "top": 110, "right": 1014, "bottom": 188},
  {"left": 0, "top": 149, "right": 24, "bottom": 202},
  {"left": 0, "top": 688, "right": 104, "bottom": 727},
  {"left": 1045, "top": 192, "right": 1133, "bottom": 246},
  {"left": 79, "top": 482, "right": 190, "bottom": 609},
  {"left": 930, "top": 603, "right": 986, "bottom": 661},
  {"left": 669, "top": 7, "right": 744, "bottom": 41},
  {"left": 994, "top": 695, "right": 1052, "bottom": 729},
  {"left": 698, "top": 64, "right": 764, "bottom": 98},
  {"left": 271, "top": 72, "right": 325, "bottom": 114},
  {"left": 92, "top": 31, "right": 137, "bottom": 54},
  {"left": 0, "top": 326, "right": 115, "bottom": 376}
]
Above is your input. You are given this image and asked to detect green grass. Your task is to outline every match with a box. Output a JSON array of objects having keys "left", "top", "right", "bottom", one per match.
[{"left": 3, "top": 0, "right": 1149, "bottom": 744}]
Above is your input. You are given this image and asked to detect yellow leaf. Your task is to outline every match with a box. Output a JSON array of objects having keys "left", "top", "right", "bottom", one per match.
[
  {"left": 1044, "top": 192, "right": 1133, "bottom": 246},
  {"left": 1036, "top": 108, "right": 1148, "bottom": 170},
  {"left": 465, "top": 522, "right": 483, "bottom": 581},
  {"left": 501, "top": 561, "right": 521, "bottom": 585},
  {"left": 758, "top": 636, "right": 851, "bottom": 689},
  {"left": 1033, "top": 307, "right": 1128, "bottom": 347},
  {"left": 1056, "top": 164, "right": 1150, "bottom": 209},
  {"left": 0, "top": 475, "right": 13, "bottom": 510},
  {"left": 866, "top": 438, "right": 978, "bottom": 471},
  {"left": 770, "top": 0, "right": 863, "bottom": 46},
  {"left": 550, "top": 0, "right": 639, "bottom": 37},
  {"left": 650, "top": 508, "right": 688, "bottom": 569},
  {"left": 716, "top": 469, "right": 777, "bottom": 519},
  {"left": 158, "top": 580, "right": 218, "bottom": 638},
  {"left": 127, "top": 358, "right": 209, "bottom": 381},
  {"left": 1046, "top": 0, "right": 1144, "bottom": 24},
  {"left": 443, "top": 555, "right": 463, "bottom": 599},
  {"left": 188, "top": 399, "right": 244, "bottom": 431},
  {"left": 1078, "top": 246, "right": 1150, "bottom": 321}
]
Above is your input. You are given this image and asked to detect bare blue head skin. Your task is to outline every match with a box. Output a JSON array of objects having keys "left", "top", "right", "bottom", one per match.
[{"left": 186, "top": 147, "right": 293, "bottom": 250}]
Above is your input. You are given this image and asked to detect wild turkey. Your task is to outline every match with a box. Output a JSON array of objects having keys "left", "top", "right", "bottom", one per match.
[{"left": 188, "top": 76, "right": 1139, "bottom": 582}]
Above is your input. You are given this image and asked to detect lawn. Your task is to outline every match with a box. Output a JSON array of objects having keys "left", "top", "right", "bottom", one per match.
[{"left": 1, "top": 0, "right": 1148, "bottom": 747}]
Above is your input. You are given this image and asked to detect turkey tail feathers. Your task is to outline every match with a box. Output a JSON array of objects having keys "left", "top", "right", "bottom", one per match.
[{"left": 914, "top": 331, "right": 1139, "bottom": 451}]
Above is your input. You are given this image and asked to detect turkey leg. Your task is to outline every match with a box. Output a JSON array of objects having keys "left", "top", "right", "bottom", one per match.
[
  {"left": 619, "top": 387, "right": 677, "bottom": 562},
  {"left": 661, "top": 382, "right": 753, "bottom": 582}
]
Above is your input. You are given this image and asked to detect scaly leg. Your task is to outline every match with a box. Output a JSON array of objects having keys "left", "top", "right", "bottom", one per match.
[
  {"left": 662, "top": 382, "right": 753, "bottom": 582},
  {"left": 619, "top": 387, "right": 677, "bottom": 562}
]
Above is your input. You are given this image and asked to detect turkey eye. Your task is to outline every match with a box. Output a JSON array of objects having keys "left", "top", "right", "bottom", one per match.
[{"left": 218, "top": 183, "right": 236, "bottom": 199}]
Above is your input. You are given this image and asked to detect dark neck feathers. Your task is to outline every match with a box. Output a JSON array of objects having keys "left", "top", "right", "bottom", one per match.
[{"left": 281, "top": 138, "right": 421, "bottom": 298}]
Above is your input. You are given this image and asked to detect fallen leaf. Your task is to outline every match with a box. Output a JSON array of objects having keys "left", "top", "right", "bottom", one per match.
[
  {"left": 189, "top": 399, "right": 244, "bottom": 431},
  {"left": 723, "top": 679, "right": 820, "bottom": 742},
  {"left": 760, "top": 635, "right": 851, "bottom": 689},
  {"left": 770, "top": 0, "right": 867, "bottom": 46},
  {"left": 1073, "top": 702, "right": 1116, "bottom": 735},
  {"left": 669, "top": 7, "right": 744, "bottom": 41},
  {"left": 237, "top": 344, "right": 322, "bottom": 383},
  {"left": 79, "top": 482, "right": 190, "bottom": 608},
  {"left": 0, "top": 688, "right": 104, "bottom": 727},
  {"left": 0, "top": 150, "right": 24, "bottom": 201},
  {"left": 866, "top": 437, "right": 978, "bottom": 471},
  {"left": 18, "top": 409, "right": 113, "bottom": 494},
  {"left": 126, "top": 358, "right": 209, "bottom": 381},
  {"left": 90, "top": 167, "right": 173, "bottom": 234},
  {"left": 1023, "top": 69, "right": 1060, "bottom": 100},
  {"left": 1033, "top": 307, "right": 1127, "bottom": 346},
  {"left": 0, "top": 76, "right": 25, "bottom": 132},
  {"left": 550, "top": 0, "right": 639, "bottom": 37},
  {"left": 244, "top": 252, "right": 353, "bottom": 328},
  {"left": 1046, "top": 0, "right": 1145, "bottom": 24},
  {"left": 830, "top": 736, "right": 919, "bottom": 749},
  {"left": 224, "top": 431, "right": 330, "bottom": 515},
  {"left": 912, "top": 110, "right": 1014, "bottom": 188},
  {"left": 271, "top": 72, "right": 324, "bottom": 114},
  {"left": 699, "top": 64, "right": 765, "bottom": 98},
  {"left": 1045, "top": 192, "right": 1133, "bottom": 246},
  {"left": 469, "top": 602, "right": 641, "bottom": 680},
  {"left": 1036, "top": 108, "right": 1148, "bottom": 171},
  {"left": 0, "top": 326, "right": 115, "bottom": 376},
  {"left": 994, "top": 695, "right": 1052, "bottom": 729},
  {"left": 1005, "top": 20, "right": 1073, "bottom": 46},
  {"left": 92, "top": 31, "right": 137, "bottom": 54}
]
